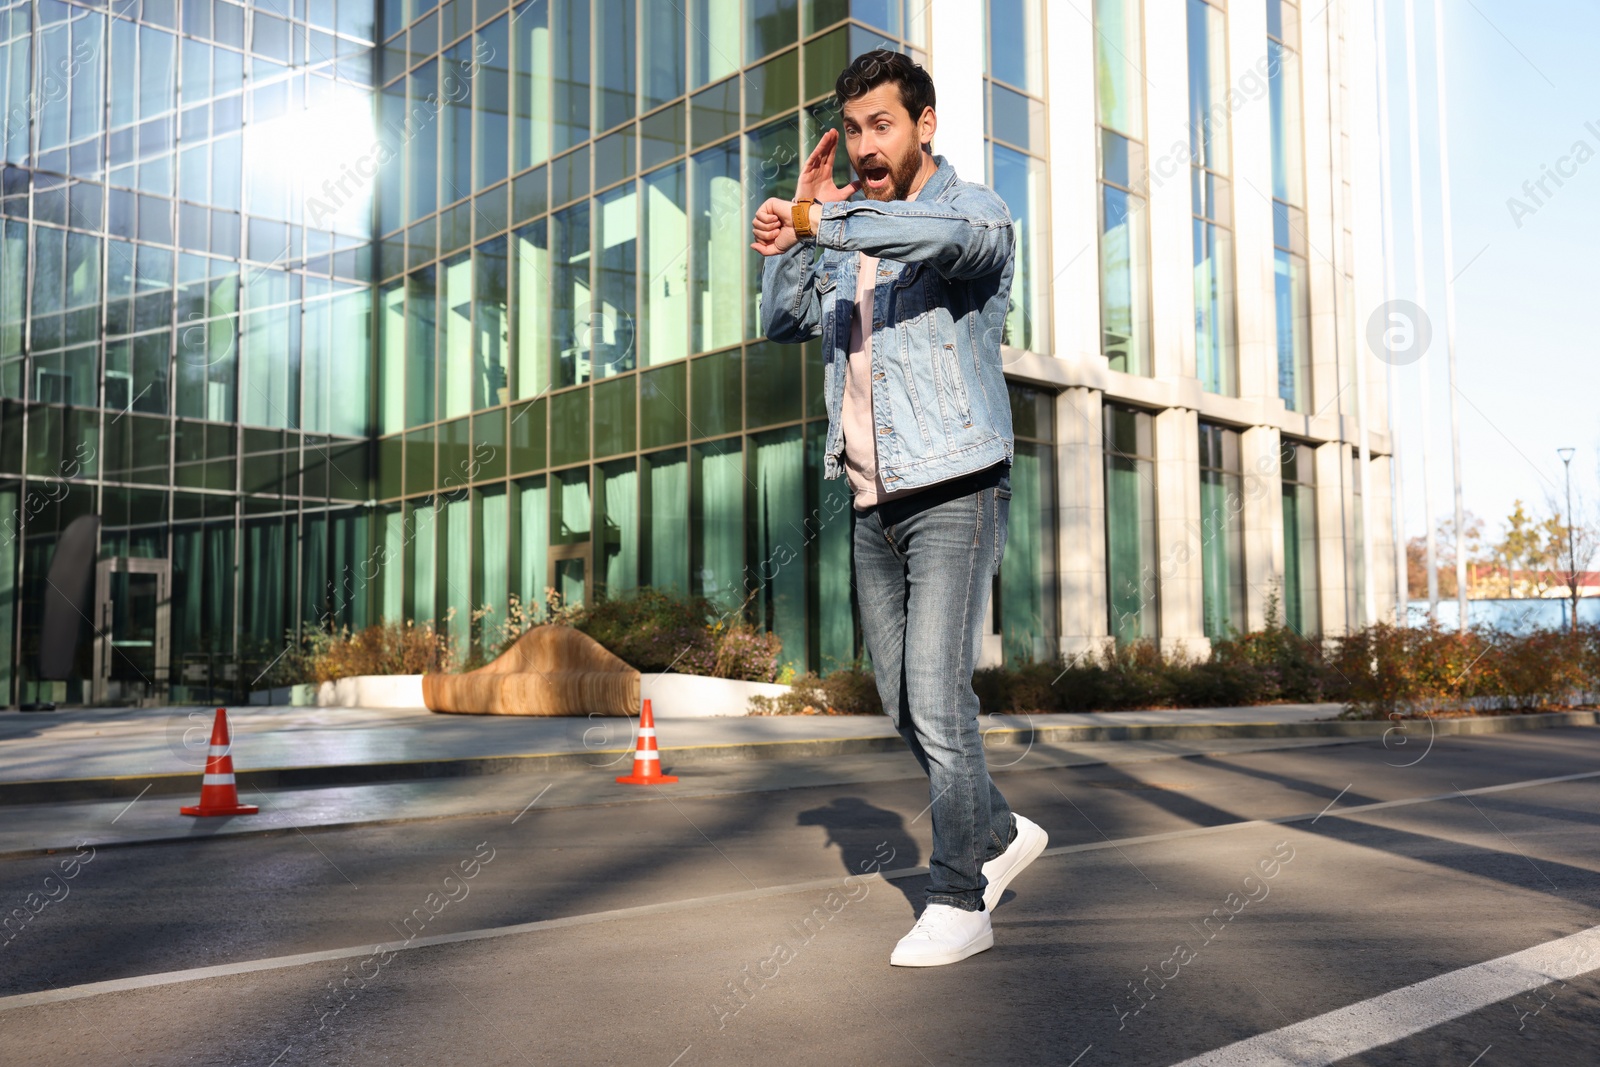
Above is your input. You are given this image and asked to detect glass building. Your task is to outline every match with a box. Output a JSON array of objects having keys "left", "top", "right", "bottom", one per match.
[{"left": 0, "top": 0, "right": 1394, "bottom": 706}]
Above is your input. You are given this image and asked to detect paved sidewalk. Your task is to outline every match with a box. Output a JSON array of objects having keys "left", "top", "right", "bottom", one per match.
[
  {"left": 1, "top": 703, "right": 1593, "bottom": 814},
  {"left": 0, "top": 701, "right": 1348, "bottom": 787}
]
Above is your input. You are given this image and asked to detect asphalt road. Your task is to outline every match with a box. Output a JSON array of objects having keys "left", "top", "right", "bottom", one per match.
[{"left": 2, "top": 728, "right": 1598, "bottom": 1066}]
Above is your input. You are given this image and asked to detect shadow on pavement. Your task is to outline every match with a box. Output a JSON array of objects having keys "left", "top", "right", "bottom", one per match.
[{"left": 798, "top": 796, "right": 922, "bottom": 911}]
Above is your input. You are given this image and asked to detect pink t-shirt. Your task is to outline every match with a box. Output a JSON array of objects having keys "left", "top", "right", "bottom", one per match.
[{"left": 840, "top": 191, "right": 939, "bottom": 511}]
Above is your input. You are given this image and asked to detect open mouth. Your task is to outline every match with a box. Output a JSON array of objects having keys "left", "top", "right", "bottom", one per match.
[{"left": 863, "top": 164, "right": 891, "bottom": 191}]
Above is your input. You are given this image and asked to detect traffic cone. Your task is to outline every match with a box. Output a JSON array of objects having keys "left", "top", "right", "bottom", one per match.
[
  {"left": 616, "top": 699, "right": 678, "bottom": 785},
  {"left": 180, "top": 708, "right": 260, "bottom": 816}
]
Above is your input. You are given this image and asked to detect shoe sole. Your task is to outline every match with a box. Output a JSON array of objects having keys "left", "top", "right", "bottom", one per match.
[
  {"left": 983, "top": 820, "right": 1049, "bottom": 912},
  {"left": 889, "top": 928, "right": 995, "bottom": 967}
]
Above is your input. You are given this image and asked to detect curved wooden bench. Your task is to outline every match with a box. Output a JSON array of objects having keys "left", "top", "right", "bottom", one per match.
[{"left": 422, "top": 624, "right": 640, "bottom": 716}]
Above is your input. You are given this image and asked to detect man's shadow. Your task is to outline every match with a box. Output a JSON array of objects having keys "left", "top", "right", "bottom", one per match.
[{"left": 797, "top": 797, "right": 922, "bottom": 911}]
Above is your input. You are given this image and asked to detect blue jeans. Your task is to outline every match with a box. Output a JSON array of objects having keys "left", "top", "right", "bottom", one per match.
[{"left": 851, "top": 461, "right": 1017, "bottom": 911}]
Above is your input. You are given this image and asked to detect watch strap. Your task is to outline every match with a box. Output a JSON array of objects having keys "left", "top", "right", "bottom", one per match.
[{"left": 792, "top": 198, "right": 817, "bottom": 239}]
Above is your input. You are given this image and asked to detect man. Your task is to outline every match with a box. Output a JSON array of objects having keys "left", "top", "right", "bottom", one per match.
[{"left": 751, "top": 50, "right": 1048, "bottom": 968}]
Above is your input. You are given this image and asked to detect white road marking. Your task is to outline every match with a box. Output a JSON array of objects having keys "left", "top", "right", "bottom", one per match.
[
  {"left": 2, "top": 767, "right": 1596, "bottom": 1015},
  {"left": 1167, "top": 923, "right": 1600, "bottom": 1066}
]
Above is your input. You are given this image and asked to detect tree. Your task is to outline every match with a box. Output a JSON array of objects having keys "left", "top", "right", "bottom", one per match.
[
  {"left": 1407, "top": 511, "right": 1487, "bottom": 600},
  {"left": 1541, "top": 483, "right": 1599, "bottom": 628},
  {"left": 1490, "top": 500, "right": 1562, "bottom": 598}
]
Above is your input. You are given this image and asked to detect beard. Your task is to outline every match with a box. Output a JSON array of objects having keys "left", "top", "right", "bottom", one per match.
[{"left": 855, "top": 143, "right": 924, "bottom": 201}]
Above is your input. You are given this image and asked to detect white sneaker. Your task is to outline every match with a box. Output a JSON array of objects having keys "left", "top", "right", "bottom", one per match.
[
  {"left": 889, "top": 904, "right": 994, "bottom": 967},
  {"left": 981, "top": 814, "right": 1048, "bottom": 911}
]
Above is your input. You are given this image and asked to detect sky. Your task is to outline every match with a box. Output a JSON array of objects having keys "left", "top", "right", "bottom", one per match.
[{"left": 1381, "top": 0, "right": 1600, "bottom": 559}]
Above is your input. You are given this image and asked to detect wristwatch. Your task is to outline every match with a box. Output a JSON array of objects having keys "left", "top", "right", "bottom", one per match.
[{"left": 792, "top": 198, "right": 818, "bottom": 240}]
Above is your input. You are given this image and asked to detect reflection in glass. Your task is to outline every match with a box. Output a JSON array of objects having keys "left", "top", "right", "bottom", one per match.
[
  {"left": 594, "top": 181, "right": 637, "bottom": 378},
  {"left": 596, "top": 0, "right": 636, "bottom": 134},
  {"left": 475, "top": 484, "right": 509, "bottom": 638},
  {"left": 1093, "top": 0, "right": 1142, "bottom": 139},
  {"left": 405, "top": 266, "right": 436, "bottom": 425},
  {"left": 475, "top": 16, "right": 509, "bottom": 190},
  {"left": 512, "top": 0, "right": 551, "bottom": 171},
  {"left": 1198, "top": 423, "right": 1244, "bottom": 638},
  {"left": 987, "top": 0, "right": 1043, "bottom": 93},
  {"left": 690, "top": 141, "right": 740, "bottom": 352},
  {"left": 642, "top": 162, "right": 687, "bottom": 365},
  {"left": 515, "top": 474, "right": 549, "bottom": 615},
  {"left": 474, "top": 236, "right": 509, "bottom": 408},
  {"left": 991, "top": 143, "right": 1046, "bottom": 353},
  {"left": 642, "top": 2, "right": 684, "bottom": 110},
  {"left": 749, "top": 425, "right": 804, "bottom": 674},
  {"left": 513, "top": 220, "right": 549, "bottom": 397},
  {"left": 552, "top": 0, "right": 589, "bottom": 153},
  {"left": 1100, "top": 177, "right": 1149, "bottom": 375},
  {"left": 744, "top": 116, "right": 799, "bottom": 340},
  {"left": 1104, "top": 405, "right": 1156, "bottom": 644},
  {"left": 1274, "top": 247, "right": 1308, "bottom": 411},
  {"left": 1280, "top": 440, "right": 1319, "bottom": 636},
  {"left": 442, "top": 251, "right": 471, "bottom": 417},
  {"left": 551, "top": 201, "right": 590, "bottom": 386},
  {"left": 596, "top": 456, "right": 637, "bottom": 598},
  {"left": 552, "top": 463, "right": 590, "bottom": 542},
  {"left": 407, "top": 61, "right": 438, "bottom": 221},
  {"left": 641, "top": 447, "right": 687, "bottom": 594},
  {"left": 691, "top": 437, "right": 742, "bottom": 610},
  {"left": 691, "top": 0, "right": 738, "bottom": 89}
]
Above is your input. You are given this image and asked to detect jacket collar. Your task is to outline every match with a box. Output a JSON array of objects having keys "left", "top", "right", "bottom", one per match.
[{"left": 914, "top": 154, "right": 959, "bottom": 201}]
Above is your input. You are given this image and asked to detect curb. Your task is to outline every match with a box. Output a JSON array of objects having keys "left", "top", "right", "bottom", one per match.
[{"left": 2, "top": 710, "right": 1594, "bottom": 807}]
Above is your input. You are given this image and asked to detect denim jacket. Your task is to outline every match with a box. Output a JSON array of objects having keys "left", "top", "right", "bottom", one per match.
[{"left": 759, "top": 155, "right": 1016, "bottom": 492}]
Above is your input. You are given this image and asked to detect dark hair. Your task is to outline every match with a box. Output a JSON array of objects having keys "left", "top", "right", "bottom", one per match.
[{"left": 835, "top": 49, "right": 936, "bottom": 123}]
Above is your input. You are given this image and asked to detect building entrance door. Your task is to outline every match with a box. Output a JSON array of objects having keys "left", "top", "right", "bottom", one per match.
[
  {"left": 548, "top": 543, "right": 590, "bottom": 611},
  {"left": 92, "top": 557, "right": 171, "bottom": 706}
]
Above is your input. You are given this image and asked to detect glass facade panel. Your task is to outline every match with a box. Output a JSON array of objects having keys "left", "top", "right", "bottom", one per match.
[
  {"left": 1199, "top": 421, "right": 1245, "bottom": 638},
  {"left": 596, "top": 455, "right": 636, "bottom": 598},
  {"left": 1269, "top": 0, "right": 1309, "bottom": 412},
  {"left": 690, "top": 435, "right": 741, "bottom": 610},
  {"left": 642, "top": 161, "right": 687, "bottom": 366},
  {"left": 1104, "top": 404, "right": 1156, "bottom": 644},
  {"left": 1281, "top": 437, "right": 1319, "bottom": 636},
  {"left": 748, "top": 425, "right": 804, "bottom": 674},
  {"left": 640, "top": 446, "right": 687, "bottom": 594},
  {"left": 1100, "top": 136, "right": 1150, "bottom": 376},
  {"left": 1189, "top": 0, "right": 1236, "bottom": 396},
  {"left": 690, "top": 140, "right": 741, "bottom": 352}
]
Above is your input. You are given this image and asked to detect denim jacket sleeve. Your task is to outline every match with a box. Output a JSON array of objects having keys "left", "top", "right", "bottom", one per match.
[
  {"left": 759, "top": 242, "right": 823, "bottom": 343},
  {"left": 815, "top": 183, "right": 1014, "bottom": 280}
]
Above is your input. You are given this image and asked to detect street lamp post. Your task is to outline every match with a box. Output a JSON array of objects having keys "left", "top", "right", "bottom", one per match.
[{"left": 1558, "top": 446, "right": 1576, "bottom": 634}]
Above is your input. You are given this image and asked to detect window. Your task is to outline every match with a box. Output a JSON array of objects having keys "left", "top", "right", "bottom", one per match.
[
  {"left": 1104, "top": 404, "right": 1157, "bottom": 643},
  {"left": 985, "top": 0, "right": 1049, "bottom": 354},
  {"left": 1094, "top": 0, "right": 1150, "bottom": 375},
  {"left": 996, "top": 383, "right": 1056, "bottom": 663},
  {"left": 1268, "top": 0, "right": 1309, "bottom": 411},
  {"left": 1280, "top": 437, "right": 1319, "bottom": 635},
  {"left": 1199, "top": 422, "right": 1245, "bottom": 638},
  {"left": 1188, "top": 0, "right": 1237, "bottom": 395},
  {"left": 1348, "top": 448, "right": 1364, "bottom": 625}
]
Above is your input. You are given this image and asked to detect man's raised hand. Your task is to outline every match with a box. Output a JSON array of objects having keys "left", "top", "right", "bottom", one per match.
[{"left": 795, "top": 129, "right": 862, "bottom": 203}]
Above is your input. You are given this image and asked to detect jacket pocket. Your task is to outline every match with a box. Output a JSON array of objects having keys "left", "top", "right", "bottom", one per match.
[{"left": 938, "top": 341, "right": 972, "bottom": 422}]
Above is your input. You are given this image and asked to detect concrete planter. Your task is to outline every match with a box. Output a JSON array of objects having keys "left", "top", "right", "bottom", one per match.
[
  {"left": 641, "top": 672, "right": 790, "bottom": 718},
  {"left": 317, "top": 674, "right": 428, "bottom": 709},
  {"left": 247, "top": 671, "right": 786, "bottom": 716}
]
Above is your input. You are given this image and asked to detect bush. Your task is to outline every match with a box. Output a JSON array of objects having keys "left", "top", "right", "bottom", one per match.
[
  {"left": 1333, "top": 619, "right": 1598, "bottom": 718},
  {"left": 287, "top": 617, "right": 460, "bottom": 685},
  {"left": 749, "top": 657, "right": 883, "bottom": 715}
]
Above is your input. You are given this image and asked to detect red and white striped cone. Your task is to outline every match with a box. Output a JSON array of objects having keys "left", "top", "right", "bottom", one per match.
[
  {"left": 616, "top": 699, "right": 678, "bottom": 785},
  {"left": 180, "top": 708, "right": 259, "bottom": 816}
]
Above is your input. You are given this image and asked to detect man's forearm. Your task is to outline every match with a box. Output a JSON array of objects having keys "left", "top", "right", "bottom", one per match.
[{"left": 812, "top": 198, "right": 1013, "bottom": 279}]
